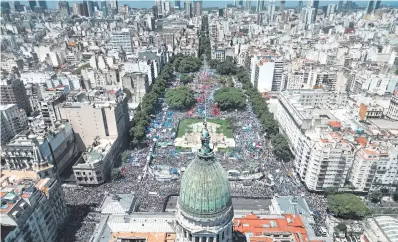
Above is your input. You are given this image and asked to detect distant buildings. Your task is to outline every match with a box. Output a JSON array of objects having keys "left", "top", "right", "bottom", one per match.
[
  {"left": 192, "top": 0, "right": 202, "bottom": 17},
  {"left": 0, "top": 171, "right": 67, "bottom": 242}
]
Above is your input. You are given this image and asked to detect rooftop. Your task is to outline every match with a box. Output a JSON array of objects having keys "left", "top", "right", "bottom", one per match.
[
  {"left": 233, "top": 214, "right": 312, "bottom": 242},
  {"left": 0, "top": 170, "right": 51, "bottom": 215}
]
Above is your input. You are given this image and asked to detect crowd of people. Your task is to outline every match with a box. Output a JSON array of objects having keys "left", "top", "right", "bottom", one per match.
[{"left": 60, "top": 66, "right": 329, "bottom": 241}]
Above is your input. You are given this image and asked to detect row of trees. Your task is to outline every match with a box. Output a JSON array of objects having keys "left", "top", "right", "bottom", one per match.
[
  {"left": 129, "top": 62, "right": 173, "bottom": 143},
  {"left": 174, "top": 55, "right": 202, "bottom": 73},
  {"left": 165, "top": 86, "right": 196, "bottom": 110},
  {"left": 214, "top": 87, "right": 246, "bottom": 111},
  {"left": 198, "top": 15, "right": 211, "bottom": 60},
  {"left": 233, "top": 65, "right": 293, "bottom": 161}
]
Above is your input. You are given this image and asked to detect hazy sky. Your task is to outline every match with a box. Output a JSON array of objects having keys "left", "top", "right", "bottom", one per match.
[{"left": 18, "top": 0, "right": 398, "bottom": 9}]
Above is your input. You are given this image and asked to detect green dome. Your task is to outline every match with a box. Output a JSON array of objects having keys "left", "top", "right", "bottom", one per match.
[{"left": 179, "top": 153, "right": 232, "bottom": 218}]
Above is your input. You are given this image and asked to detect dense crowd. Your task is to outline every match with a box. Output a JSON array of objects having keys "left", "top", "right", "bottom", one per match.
[{"left": 60, "top": 66, "right": 329, "bottom": 241}]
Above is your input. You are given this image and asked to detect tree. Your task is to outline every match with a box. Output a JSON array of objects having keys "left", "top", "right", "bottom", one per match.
[
  {"left": 130, "top": 124, "right": 146, "bottom": 142},
  {"left": 271, "top": 134, "right": 293, "bottom": 161},
  {"left": 369, "top": 191, "right": 383, "bottom": 203},
  {"left": 165, "top": 86, "right": 195, "bottom": 110},
  {"left": 180, "top": 74, "right": 193, "bottom": 84},
  {"left": 392, "top": 191, "right": 398, "bottom": 202},
  {"left": 324, "top": 187, "right": 339, "bottom": 196},
  {"left": 327, "top": 193, "right": 371, "bottom": 219},
  {"left": 208, "top": 59, "right": 219, "bottom": 69},
  {"left": 123, "top": 88, "right": 132, "bottom": 101},
  {"left": 111, "top": 169, "right": 124, "bottom": 181},
  {"left": 216, "top": 60, "right": 237, "bottom": 75},
  {"left": 175, "top": 56, "right": 202, "bottom": 73},
  {"left": 121, "top": 151, "right": 129, "bottom": 163},
  {"left": 260, "top": 113, "right": 279, "bottom": 137},
  {"left": 214, "top": 87, "right": 246, "bottom": 110},
  {"left": 380, "top": 188, "right": 390, "bottom": 195}
]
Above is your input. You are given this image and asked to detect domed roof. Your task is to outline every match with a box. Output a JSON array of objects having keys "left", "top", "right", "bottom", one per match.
[{"left": 178, "top": 121, "right": 232, "bottom": 218}]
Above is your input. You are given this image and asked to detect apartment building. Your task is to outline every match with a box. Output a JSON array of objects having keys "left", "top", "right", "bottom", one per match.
[
  {"left": 250, "top": 55, "right": 285, "bottom": 92},
  {"left": 0, "top": 79, "right": 32, "bottom": 114},
  {"left": 55, "top": 90, "right": 129, "bottom": 151},
  {"left": 0, "top": 171, "right": 67, "bottom": 242},
  {"left": 108, "top": 28, "right": 133, "bottom": 53},
  {"left": 386, "top": 94, "right": 398, "bottom": 121},
  {"left": 370, "top": 144, "right": 398, "bottom": 191},
  {"left": 121, "top": 72, "right": 149, "bottom": 104},
  {"left": 73, "top": 137, "right": 117, "bottom": 185},
  {"left": 0, "top": 104, "right": 28, "bottom": 145},
  {"left": 296, "top": 130, "right": 355, "bottom": 191},
  {"left": 1, "top": 121, "right": 76, "bottom": 175},
  {"left": 276, "top": 89, "right": 333, "bottom": 153},
  {"left": 349, "top": 146, "right": 379, "bottom": 192}
]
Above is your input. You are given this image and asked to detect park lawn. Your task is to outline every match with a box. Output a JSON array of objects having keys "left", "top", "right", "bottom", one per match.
[{"left": 177, "top": 118, "right": 233, "bottom": 138}]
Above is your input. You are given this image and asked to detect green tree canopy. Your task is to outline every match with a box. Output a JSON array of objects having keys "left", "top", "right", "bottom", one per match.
[
  {"left": 208, "top": 59, "right": 219, "bottom": 69},
  {"left": 271, "top": 134, "right": 293, "bottom": 161},
  {"left": 111, "top": 168, "right": 124, "bottom": 181},
  {"left": 216, "top": 60, "right": 237, "bottom": 75},
  {"left": 369, "top": 191, "right": 383, "bottom": 203},
  {"left": 165, "top": 86, "right": 195, "bottom": 110},
  {"left": 327, "top": 193, "right": 371, "bottom": 219},
  {"left": 123, "top": 88, "right": 132, "bottom": 101},
  {"left": 180, "top": 73, "right": 194, "bottom": 84},
  {"left": 214, "top": 87, "right": 246, "bottom": 110},
  {"left": 175, "top": 56, "right": 202, "bottom": 73},
  {"left": 392, "top": 191, "right": 398, "bottom": 202}
]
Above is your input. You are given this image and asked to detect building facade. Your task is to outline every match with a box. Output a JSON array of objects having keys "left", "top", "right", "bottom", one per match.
[
  {"left": 0, "top": 79, "right": 32, "bottom": 114},
  {"left": 0, "top": 171, "right": 67, "bottom": 242},
  {"left": 0, "top": 104, "right": 28, "bottom": 145}
]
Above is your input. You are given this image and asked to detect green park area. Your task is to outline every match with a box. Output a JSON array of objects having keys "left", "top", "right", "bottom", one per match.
[{"left": 177, "top": 118, "right": 233, "bottom": 138}]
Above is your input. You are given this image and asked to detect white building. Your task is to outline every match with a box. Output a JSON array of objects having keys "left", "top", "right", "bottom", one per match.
[
  {"left": 276, "top": 89, "right": 333, "bottom": 152},
  {"left": 1, "top": 121, "right": 76, "bottom": 175},
  {"left": 295, "top": 130, "right": 354, "bottom": 191},
  {"left": 250, "top": 55, "right": 285, "bottom": 92},
  {"left": 0, "top": 104, "right": 28, "bottom": 145},
  {"left": 361, "top": 216, "right": 398, "bottom": 242},
  {"left": 386, "top": 94, "right": 398, "bottom": 120},
  {"left": 73, "top": 137, "right": 117, "bottom": 185}
]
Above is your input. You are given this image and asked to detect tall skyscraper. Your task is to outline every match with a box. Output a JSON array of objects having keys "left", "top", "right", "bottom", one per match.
[
  {"left": 193, "top": 0, "right": 202, "bottom": 16},
  {"left": 245, "top": 0, "right": 251, "bottom": 11},
  {"left": 109, "top": 0, "right": 118, "bottom": 13},
  {"left": 366, "top": 0, "right": 375, "bottom": 14},
  {"left": 268, "top": 0, "right": 276, "bottom": 23},
  {"left": 38, "top": 0, "right": 47, "bottom": 10},
  {"left": 256, "top": 0, "right": 264, "bottom": 12},
  {"left": 152, "top": 5, "right": 159, "bottom": 19},
  {"left": 175, "top": 0, "right": 181, "bottom": 8},
  {"left": 185, "top": 0, "right": 192, "bottom": 17},
  {"left": 311, "top": 0, "right": 319, "bottom": 22},
  {"left": 82, "top": 0, "right": 89, "bottom": 16},
  {"left": 280, "top": 0, "right": 285, "bottom": 12},
  {"left": 58, "top": 1, "right": 70, "bottom": 16},
  {"left": 28, "top": 0, "right": 37, "bottom": 10},
  {"left": 297, "top": 1, "right": 303, "bottom": 13},
  {"left": 374, "top": 0, "right": 381, "bottom": 11}
]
